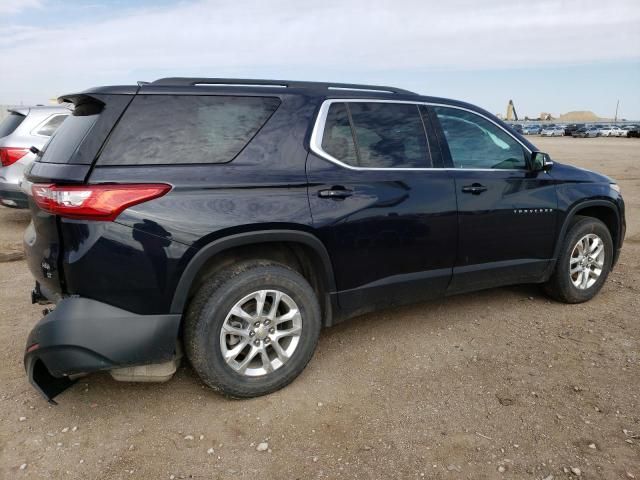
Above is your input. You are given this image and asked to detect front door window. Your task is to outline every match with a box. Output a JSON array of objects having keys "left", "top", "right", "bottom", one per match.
[{"left": 433, "top": 106, "right": 526, "bottom": 170}]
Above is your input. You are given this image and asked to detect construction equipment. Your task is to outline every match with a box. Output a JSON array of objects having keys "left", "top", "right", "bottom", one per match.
[{"left": 506, "top": 99, "right": 518, "bottom": 121}]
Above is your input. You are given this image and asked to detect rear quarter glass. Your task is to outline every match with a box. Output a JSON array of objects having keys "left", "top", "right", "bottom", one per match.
[{"left": 96, "top": 95, "right": 281, "bottom": 165}]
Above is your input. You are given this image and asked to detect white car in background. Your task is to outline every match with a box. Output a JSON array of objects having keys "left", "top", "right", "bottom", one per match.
[
  {"left": 540, "top": 126, "right": 564, "bottom": 137},
  {"left": 617, "top": 126, "right": 635, "bottom": 137},
  {"left": 598, "top": 125, "right": 621, "bottom": 137}
]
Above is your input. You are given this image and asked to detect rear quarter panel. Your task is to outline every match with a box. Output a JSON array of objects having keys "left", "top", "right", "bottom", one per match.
[{"left": 75, "top": 94, "right": 316, "bottom": 315}]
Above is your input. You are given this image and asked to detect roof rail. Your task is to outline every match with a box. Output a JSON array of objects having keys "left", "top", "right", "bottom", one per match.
[{"left": 149, "top": 77, "right": 417, "bottom": 95}]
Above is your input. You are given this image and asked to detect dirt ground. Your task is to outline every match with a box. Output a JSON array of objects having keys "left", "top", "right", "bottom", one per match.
[{"left": 0, "top": 136, "right": 638, "bottom": 480}]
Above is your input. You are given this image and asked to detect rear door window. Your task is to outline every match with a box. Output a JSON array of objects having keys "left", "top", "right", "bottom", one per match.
[
  {"left": 321, "top": 102, "right": 430, "bottom": 168},
  {"left": 0, "top": 112, "right": 26, "bottom": 138},
  {"left": 320, "top": 103, "right": 358, "bottom": 166},
  {"left": 97, "top": 95, "right": 281, "bottom": 165}
]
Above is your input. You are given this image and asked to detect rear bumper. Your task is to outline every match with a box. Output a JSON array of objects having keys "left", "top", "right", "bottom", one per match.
[
  {"left": 0, "top": 182, "right": 28, "bottom": 208},
  {"left": 24, "top": 296, "right": 181, "bottom": 402}
]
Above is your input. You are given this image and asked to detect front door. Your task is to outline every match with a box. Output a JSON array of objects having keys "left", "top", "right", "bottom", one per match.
[
  {"left": 307, "top": 100, "right": 458, "bottom": 315},
  {"left": 428, "top": 105, "right": 558, "bottom": 293}
]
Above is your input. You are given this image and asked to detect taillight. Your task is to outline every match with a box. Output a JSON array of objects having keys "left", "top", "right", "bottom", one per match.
[
  {"left": 31, "top": 184, "right": 171, "bottom": 221},
  {"left": 0, "top": 147, "right": 29, "bottom": 167}
]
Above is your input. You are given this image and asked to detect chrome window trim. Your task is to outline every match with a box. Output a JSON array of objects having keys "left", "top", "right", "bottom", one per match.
[{"left": 309, "top": 98, "right": 532, "bottom": 172}]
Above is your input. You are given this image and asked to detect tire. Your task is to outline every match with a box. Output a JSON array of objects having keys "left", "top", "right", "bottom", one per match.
[
  {"left": 543, "top": 216, "right": 613, "bottom": 303},
  {"left": 184, "top": 260, "right": 321, "bottom": 398}
]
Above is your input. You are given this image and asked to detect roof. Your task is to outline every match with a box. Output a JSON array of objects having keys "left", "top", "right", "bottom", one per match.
[
  {"left": 66, "top": 77, "right": 422, "bottom": 100},
  {"left": 8, "top": 105, "right": 70, "bottom": 115}
]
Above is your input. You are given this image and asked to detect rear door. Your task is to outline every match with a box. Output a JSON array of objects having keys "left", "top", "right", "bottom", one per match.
[
  {"left": 428, "top": 105, "right": 557, "bottom": 294},
  {"left": 307, "top": 100, "right": 457, "bottom": 314}
]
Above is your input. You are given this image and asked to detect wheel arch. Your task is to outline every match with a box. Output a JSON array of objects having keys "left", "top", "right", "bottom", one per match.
[
  {"left": 554, "top": 199, "right": 621, "bottom": 261},
  {"left": 170, "top": 230, "right": 337, "bottom": 325}
]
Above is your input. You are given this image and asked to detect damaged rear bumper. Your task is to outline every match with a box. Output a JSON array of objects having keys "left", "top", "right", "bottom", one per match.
[{"left": 24, "top": 296, "right": 181, "bottom": 403}]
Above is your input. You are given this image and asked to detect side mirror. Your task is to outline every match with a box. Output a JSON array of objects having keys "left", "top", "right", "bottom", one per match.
[{"left": 531, "top": 151, "right": 553, "bottom": 172}]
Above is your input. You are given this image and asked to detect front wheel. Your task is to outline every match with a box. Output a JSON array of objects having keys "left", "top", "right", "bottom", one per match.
[
  {"left": 543, "top": 216, "right": 613, "bottom": 303},
  {"left": 184, "top": 260, "right": 321, "bottom": 398}
]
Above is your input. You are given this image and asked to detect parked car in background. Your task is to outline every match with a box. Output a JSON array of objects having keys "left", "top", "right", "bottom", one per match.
[
  {"left": 572, "top": 127, "right": 588, "bottom": 138},
  {"left": 20, "top": 78, "right": 626, "bottom": 402},
  {"left": 522, "top": 124, "right": 542, "bottom": 135},
  {"left": 508, "top": 123, "right": 523, "bottom": 134},
  {"left": 607, "top": 126, "right": 624, "bottom": 137},
  {"left": 573, "top": 127, "right": 600, "bottom": 138},
  {"left": 627, "top": 126, "right": 640, "bottom": 138},
  {"left": 616, "top": 126, "right": 635, "bottom": 137},
  {"left": 541, "top": 126, "right": 564, "bottom": 137},
  {"left": 597, "top": 125, "right": 617, "bottom": 137},
  {"left": 0, "top": 106, "right": 70, "bottom": 208},
  {"left": 564, "top": 124, "right": 585, "bottom": 136}
]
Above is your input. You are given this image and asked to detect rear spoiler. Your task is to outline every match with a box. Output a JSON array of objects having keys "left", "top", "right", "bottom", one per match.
[
  {"left": 57, "top": 85, "right": 140, "bottom": 105},
  {"left": 56, "top": 93, "right": 106, "bottom": 109},
  {"left": 8, "top": 107, "right": 30, "bottom": 116}
]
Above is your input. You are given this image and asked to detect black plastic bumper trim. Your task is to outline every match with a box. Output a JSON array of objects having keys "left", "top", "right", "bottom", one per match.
[{"left": 24, "top": 296, "right": 181, "bottom": 402}]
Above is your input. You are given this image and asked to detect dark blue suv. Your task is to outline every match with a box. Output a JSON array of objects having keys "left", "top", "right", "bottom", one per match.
[{"left": 22, "top": 78, "right": 626, "bottom": 402}]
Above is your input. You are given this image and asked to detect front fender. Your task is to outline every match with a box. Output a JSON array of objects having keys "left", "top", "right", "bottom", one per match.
[{"left": 552, "top": 198, "right": 623, "bottom": 263}]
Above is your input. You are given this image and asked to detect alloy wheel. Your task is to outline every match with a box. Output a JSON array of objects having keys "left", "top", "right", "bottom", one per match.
[
  {"left": 569, "top": 234, "right": 605, "bottom": 290},
  {"left": 220, "top": 290, "right": 302, "bottom": 376}
]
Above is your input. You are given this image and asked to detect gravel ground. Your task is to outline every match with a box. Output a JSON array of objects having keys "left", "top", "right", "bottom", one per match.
[{"left": 0, "top": 136, "right": 638, "bottom": 479}]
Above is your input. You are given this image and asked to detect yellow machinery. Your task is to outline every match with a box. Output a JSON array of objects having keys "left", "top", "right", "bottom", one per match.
[{"left": 505, "top": 99, "right": 518, "bottom": 121}]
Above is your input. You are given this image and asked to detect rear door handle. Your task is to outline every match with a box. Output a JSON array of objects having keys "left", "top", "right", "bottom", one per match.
[
  {"left": 318, "top": 187, "right": 353, "bottom": 199},
  {"left": 461, "top": 183, "right": 487, "bottom": 195}
]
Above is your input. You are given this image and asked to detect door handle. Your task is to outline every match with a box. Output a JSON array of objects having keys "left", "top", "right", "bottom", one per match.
[
  {"left": 461, "top": 183, "right": 487, "bottom": 195},
  {"left": 318, "top": 187, "right": 353, "bottom": 199}
]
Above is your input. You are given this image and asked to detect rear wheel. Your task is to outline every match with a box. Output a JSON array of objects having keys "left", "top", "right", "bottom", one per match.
[
  {"left": 543, "top": 216, "right": 613, "bottom": 303},
  {"left": 184, "top": 260, "right": 321, "bottom": 398}
]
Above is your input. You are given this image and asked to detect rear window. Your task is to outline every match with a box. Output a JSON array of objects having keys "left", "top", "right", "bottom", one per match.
[
  {"left": 39, "top": 103, "right": 101, "bottom": 164},
  {"left": 97, "top": 95, "right": 281, "bottom": 165},
  {"left": 0, "top": 112, "right": 26, "bottom": 138},
  {"left": 35, "top": 114, "right": 68, "bottom": 137}
]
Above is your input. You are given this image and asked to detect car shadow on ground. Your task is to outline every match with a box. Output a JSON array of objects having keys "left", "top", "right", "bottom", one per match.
[{"left": 53, "top": 282, "right": 544, "bottom": 404}]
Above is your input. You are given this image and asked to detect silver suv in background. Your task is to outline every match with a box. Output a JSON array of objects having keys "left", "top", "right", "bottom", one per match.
[{"left": 0, "top": 106, "right": 70, "bottom": 208}]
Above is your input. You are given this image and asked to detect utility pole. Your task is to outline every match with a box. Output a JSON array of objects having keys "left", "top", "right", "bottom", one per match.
[{"left": 614, "top": 100, "right": 619, "bottom": 124}]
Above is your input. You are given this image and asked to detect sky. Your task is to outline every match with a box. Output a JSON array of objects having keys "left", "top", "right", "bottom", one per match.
[{"left": 1, "top": 0, "right": 639, "bottom": 119}]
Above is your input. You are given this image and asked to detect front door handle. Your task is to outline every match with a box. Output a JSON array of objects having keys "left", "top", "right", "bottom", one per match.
[
  {"left": 461, "top": 183, "right": 487, "bottom": 195},
  {"left": 318, "top": 187, "right": 353, "bottom": 199}
]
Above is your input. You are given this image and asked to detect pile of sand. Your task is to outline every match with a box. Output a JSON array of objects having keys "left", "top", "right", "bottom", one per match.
[{"left": 558, "top": 111, "right": 606, "bottom": 122}]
